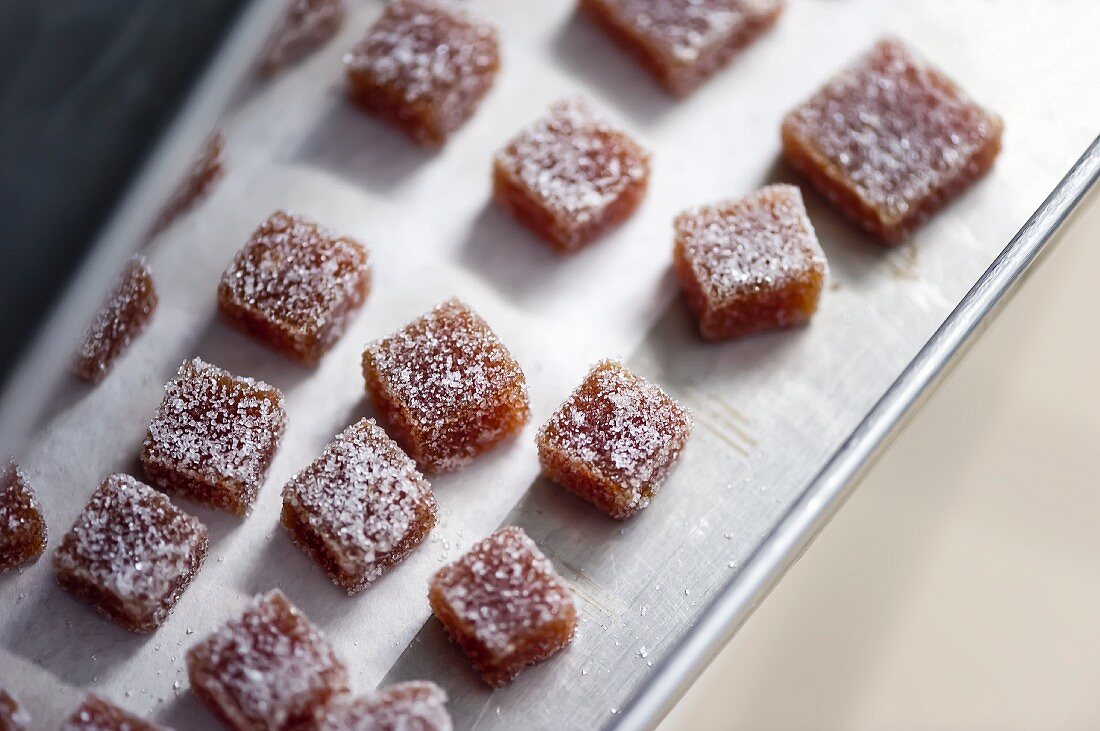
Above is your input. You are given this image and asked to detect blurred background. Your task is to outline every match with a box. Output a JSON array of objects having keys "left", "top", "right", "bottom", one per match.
[
  {"left": 0, "top": 1, "right": 248, "bottom": 380},
  {"left": 661, "top": 192, "right": 1100, "bottom": 729},
  {"left": 3, "top": 2, "right": 1098, "bottom": 729}
]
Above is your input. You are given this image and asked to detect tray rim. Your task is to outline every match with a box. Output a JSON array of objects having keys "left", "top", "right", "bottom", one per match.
[
  {"left": 2, "top": 0, "right": 1098, "bottom": 727},
  {"left": 615, "top": 135, "right": 1100, "bottom": 730}
]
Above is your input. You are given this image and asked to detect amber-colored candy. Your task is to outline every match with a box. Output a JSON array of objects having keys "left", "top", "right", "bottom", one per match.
[
  {"left": 343, "top": 0, "right": 500, "bottom": 146},
  {"left": 674, "top": 184, "right": 827, "bottom": 340},
  {"left": 580, "top": 0, "right": 784, "bottom": 95},
  {"left": 429, "top": 526, "right": 576, "bottom": 687},
  {"left": 218, "top": 211, "right": 372, "bottom": 365},
  {"left": 72, "top": 255, "right": 158, "bottom": 383},
  {"left": 0, "top": 689, "right": 31, "bottom": 731},
  {"left": 62, "top": 694, "right": 170, "bottom": 731},
  {"left": 187, "top": 589, "right": 349, "bottom": 731},
  {"left": 493, "top": 98, "right": 650, "bottom": 253},
  {"left": 141, "top": 358, "right": 287, "bottom": 516},
  {"left": 0, "top": 462, "right": 47, "bottom": 572},
  {"left": 362, "top": 299, "right": 529, "bottom": 473},
  {"left": 53, "top": 474, "right": 207, "bottom": 633},
  {"left": 149, "top": 133, "right": 225, "bottom": 237},
  {"left": 537, "top": 361, "right": 693, "bottom": 519},
  {"left": 782, "top": 38, "right": 1003, "bottom": 244},
  {"left": 261, "top": 0, "right": 346, "bottom": 75},
  {"left": 281, "top": 418, "right": 436, "bottom": 594},
  {"left": 314, "top": 682, "right": 451, "bottom": 731}
]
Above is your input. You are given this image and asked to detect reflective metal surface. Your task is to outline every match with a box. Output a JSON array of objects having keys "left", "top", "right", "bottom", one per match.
[{"left": 0, "top": 2, "right": 1097, "bottom": 729}]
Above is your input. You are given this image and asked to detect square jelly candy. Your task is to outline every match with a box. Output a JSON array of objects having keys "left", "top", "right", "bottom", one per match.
[
  {"left": 53, "top": 473, "right": 208, "bottom": 633},
  {"left": 149, "top": 132, "right": 225, "bottom": 238},
  {"left": 73, "top": 255, "right": 157, "bottom": 383},
  {"left": 313, "top": 681, "right": 451, "bottom": 731},
  {"left": 493, "top": 97, "right": 650, "bottom": 253},
  {"left": 0, "top": 688, "right": 32, "bottom": 731},
  {"left": 781, "top": 37, "right": 1003, "bottom": 244},
  {"left": 674, "top": 184, "right": 827, "bottom": 340},
  {"left": 261, "top": 0, "right": 346, "bottom": 75},
  {"left": 218, "top": 210, "right": 371, "bottom": 365},
  {"left": 281, "top": 418, "right": 437, "bottom": 594},
  {"left": 362, "top": 299, "right": 529, "bottom": 473},
  {"left": 537, "top": 360, "right": 692, "bottom": 519},
  {"left": 187, "top": 589, "right": 349, "bottom": 731},
  {"left": 429, "top": 526, "right": 576, "bottom": 686},
  {"left": 62, "top": 694, "right": 169, "bottom": 731},
  {"left": 142, "top": 358, "right": 287, "bottom": 515},
  {"left": 0, "top": 461, "right": 47, "bottom": 572},
  {"left": 344, "top": 0, "right": 499, "bottom": 146},
  {"left": 580, "top": 0, "right": 784, "bottom": 95}
]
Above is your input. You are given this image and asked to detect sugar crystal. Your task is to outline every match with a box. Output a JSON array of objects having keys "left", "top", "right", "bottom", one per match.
[
  {"left": 54, "top": 474, "right": 208, "bottom": 633},
  {"left": 344, "top": 0, "right": 499, "bottom": 146},
  {"left": 187, "top": 589, "right": 349, "bottom": 731},
  {"left": 493, "top": 98, "right": 650, "bottom": 253},
  {"left": 537, "top": 361, "right": 693, "bottom": 519},
  {"left": 281, "top": 418, "right": 437, "bottom": 593},
  {"left": 781, "top": 38, "right": 1003, "bottom": 243},
  {"left": 0, "top": 461, "right": 47, "bottom": 572},
  {"left": 429, "top": 526, "right": 576, "bottom": 687}
]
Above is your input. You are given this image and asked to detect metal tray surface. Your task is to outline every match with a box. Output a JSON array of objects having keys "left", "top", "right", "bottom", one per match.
[{"left": 1, "top": 1, "right": 1098, "bottom": 729}]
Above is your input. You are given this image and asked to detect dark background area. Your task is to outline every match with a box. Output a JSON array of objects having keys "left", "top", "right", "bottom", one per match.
[{"left": 0, "top": 0, "right": 249, "bottom": 385}]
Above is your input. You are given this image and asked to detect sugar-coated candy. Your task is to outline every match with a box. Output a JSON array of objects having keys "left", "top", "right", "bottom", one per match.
[
  {"left": 344, "top": 0, "right": 500, "bottom": 146},
  {"left": 579, "top": 0, "right": 784, "bottom": 95},
  {"left": 0, "top": 461, "right": 47, "bottom": 572},
  {"left": 0, "top": 688, "right": 32, "bottom": 731},
  {"left": 62, "top": 694, "right": 171, "bottom": 731},
  {"left": 281, "top": 418, "right": 436, "bottom": 594},
  {"left": 53, "top": 473, "right": 208, "bottom": 633},
  {"left": 141, "top": 358, "right": 287, "bottom": 516},
  {"left": 781, "top": 37, "right": 1003, "bottom": 244},
  {"left": 493, "top": 98, "right": 650, "bottom": 253},
  {"left": 537, "top": 361, "right": 693, "bottom": 519},
  {"left": 313, "top": 681, "right": 452, "bottom": 731},
  {"left": 218, "top": 211, "right": 372, "bottom": 365},
  {"left": 149, "top": 132, "right": 225, "bottom": 237},
  {"left": 429, "top": 526, "right": 576, "bottom": 687},
  {"left": 261, "top": 0, "right": 346, "bottom": 75},
  {"left": 674, "top": 184, "right": 827, "bottom": 340},
  {"left": 187, "top": 589, "right": 349, "bottom": 731},
  {"left": 362, "top": 299, "right": 529, "bottom": 473},
  {"left": 73, "top": 255, "right": 158, "bottom": 383}
]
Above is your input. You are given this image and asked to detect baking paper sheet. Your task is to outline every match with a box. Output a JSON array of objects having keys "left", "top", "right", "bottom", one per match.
[{"left": 2, "top": 0, "right": 1098, "bottom": 727}]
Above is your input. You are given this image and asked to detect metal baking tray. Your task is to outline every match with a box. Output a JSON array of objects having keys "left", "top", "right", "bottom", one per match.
[{"left": 2, "top": 1, "right": 1098, "bottom": 728}]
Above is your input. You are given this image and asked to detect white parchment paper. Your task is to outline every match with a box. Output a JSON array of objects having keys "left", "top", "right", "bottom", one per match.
[{"left": 2, "top": 0, "right": 1098, "bottom": 727}]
